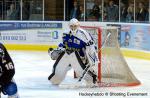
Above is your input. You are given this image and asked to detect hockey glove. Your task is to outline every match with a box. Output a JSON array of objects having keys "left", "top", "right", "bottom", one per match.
[{"left": 48, "top": 48, "right": 64, "bottom": 60}]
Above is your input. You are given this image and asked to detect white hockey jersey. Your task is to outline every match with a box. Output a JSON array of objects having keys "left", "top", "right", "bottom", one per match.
[{"left": 60, "top": 27, "right": 99, "bottom": 66}]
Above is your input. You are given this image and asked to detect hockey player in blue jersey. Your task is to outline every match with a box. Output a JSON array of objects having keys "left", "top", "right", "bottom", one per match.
[
  {"left": 48, "top": 18, "right": 99, "bottom": 87},
  {"left": 0, "top": 43, "right": 19, "bottom": 98}
]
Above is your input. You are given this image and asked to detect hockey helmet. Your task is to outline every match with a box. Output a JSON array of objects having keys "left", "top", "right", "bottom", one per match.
[{"left": 69, "top": 18, "right": 80, "bottom": 33}]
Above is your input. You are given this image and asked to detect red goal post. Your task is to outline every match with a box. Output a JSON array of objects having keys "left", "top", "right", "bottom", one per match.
[
  {"left": 79, "top": 26, "right": 140, "bottom": 87},
  {"left": 80, "top": 26, "right": 102, "bottom": 82}
]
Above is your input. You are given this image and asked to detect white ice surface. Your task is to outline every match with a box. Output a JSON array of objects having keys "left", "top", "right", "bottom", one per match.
[{"left": 1, "top": 50, "right": 150, "bottom": 98}]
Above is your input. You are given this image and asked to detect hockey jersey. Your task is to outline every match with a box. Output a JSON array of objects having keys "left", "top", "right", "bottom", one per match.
[
  {"left": 0, "top": 43, "right": 15, "bottom": 87},
  {"left": 60, "top": 28, "right": 97, "bottom": 57}
]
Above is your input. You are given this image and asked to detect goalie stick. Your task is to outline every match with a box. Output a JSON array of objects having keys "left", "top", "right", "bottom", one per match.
[{"left": 78, "top": 32, "right": 111, "bottom": 82}]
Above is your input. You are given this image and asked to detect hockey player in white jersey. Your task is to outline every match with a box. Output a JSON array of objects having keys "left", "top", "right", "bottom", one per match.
[
  {"left": 0, "top": 43, "right": 19, "bottom": 98},
  {"left": 48, "top": 18, "right": 99, "bottom": 87}
]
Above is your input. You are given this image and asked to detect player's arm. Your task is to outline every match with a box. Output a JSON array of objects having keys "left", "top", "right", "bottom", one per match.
[
  {"left": 0, "top": 44, "right": 15, "bottom": 86},
  {"left": 48, "top": 32, "right": 69, "bottom": 60},
  {"left": 83, "top": 31, "right": 99, "bottom": 66}
]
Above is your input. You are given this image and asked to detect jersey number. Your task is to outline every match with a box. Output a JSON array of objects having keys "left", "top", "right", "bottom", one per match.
[{"left": 5, "top": 62, "right": 14, "bottom": 70}]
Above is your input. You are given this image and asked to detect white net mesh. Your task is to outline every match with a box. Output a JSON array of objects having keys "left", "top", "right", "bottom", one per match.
[{"left": 81, "top": 26, "right": 140, "bottom": 87}]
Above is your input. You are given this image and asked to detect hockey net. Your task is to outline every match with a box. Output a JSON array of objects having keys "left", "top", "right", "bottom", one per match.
[{"left": 80, "top": 26, "right": 140, "bottom": 87}]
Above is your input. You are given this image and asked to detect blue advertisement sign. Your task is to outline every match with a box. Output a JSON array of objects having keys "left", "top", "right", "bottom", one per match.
[
  {"left": 121, "top": 24, "right": 150, "bottom": 51},
  {"left": 0, "top": 22, "right": 62, "bottom": 44},
  {"left": 0, "top": 22, "right": 62, "bottom": 30}
]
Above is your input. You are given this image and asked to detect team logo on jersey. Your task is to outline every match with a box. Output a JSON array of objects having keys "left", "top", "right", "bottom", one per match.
[
  {"left": 74, "top": 38, "right": 80, "bottom": 45},
  {"left": 68, "top": 39, "right": 72, "bottom": 42}
]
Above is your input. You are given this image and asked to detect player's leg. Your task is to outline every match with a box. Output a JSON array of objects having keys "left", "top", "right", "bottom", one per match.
[
  {"left": 48, "top": 52, "right": 71, "bottom": 85},
  {"left": 2, "top": 80, "right": 19, "bottom": 98},
  {"left": 71, "top": 52, "right": 97, "bottom": 84}
]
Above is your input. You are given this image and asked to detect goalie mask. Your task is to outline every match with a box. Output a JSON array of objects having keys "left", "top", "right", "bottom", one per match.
[{"left": 69, "top": 18, "right": 80, "bottom": 34}]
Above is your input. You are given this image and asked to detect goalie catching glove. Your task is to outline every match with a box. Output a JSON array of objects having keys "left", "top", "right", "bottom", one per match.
[{"left": 48, "top": 47, "right": 64, "bottom": 60}]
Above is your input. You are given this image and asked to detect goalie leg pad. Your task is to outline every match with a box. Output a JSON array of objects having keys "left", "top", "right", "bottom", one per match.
[
  {"left": 71, "top": 52, "right": 97, "bottom": 84},
  {"left": 48, "top": 52, "right": 71, "bottom": 85},
  {"left": 85, "top": 70, "right": 97, "bottom": 84}
]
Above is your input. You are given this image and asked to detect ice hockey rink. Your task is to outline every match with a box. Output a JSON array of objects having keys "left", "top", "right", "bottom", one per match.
[{"left": 2, "top": 50, "right": 150, "bottom": 98}]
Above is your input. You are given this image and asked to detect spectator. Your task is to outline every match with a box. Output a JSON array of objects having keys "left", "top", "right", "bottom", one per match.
[
  {"left": 70, "top": 1, "right": 80, "bottom": 20},
  {"left": 136, "top": 2, "right": 147, "bottom": 22},
  {"left": 6, "top": 3, "right": 19, "bottom": 20},
  {"left": 22, "top": 1, "right": 30, "bottom": 20},
  {"left": 85, "top": 0, "right": 95, "bottom": 20},
  {"left": 90, "top": 0, "right": 101, "bottom": 21},
  {"left": 103, "top": 2, "right": 108, "bottom": 21},
  {"left": 79, "top": 5, "right": 84, "bottom": 21},
  {"left": 145, "top": 7, "right": 149, "bottom": 22},
  {"left": 106, "top": 0, "right": 119, "bottom": 22},
  {"left": 126, "top": 2, "right": 134, "bottom": 22},
  {"left": 120, "top": 1, "right": 127, "bottom": 22},
  {"left": 29, "top": 0, "right": 43, "bottom": 20}
]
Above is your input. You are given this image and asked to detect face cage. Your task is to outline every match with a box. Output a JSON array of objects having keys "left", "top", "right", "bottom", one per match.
[{"left": 70, "top": 25, "right": 79, "bottom": 32}]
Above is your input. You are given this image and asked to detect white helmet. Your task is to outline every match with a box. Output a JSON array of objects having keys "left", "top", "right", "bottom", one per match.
[{"left": 69, "top": 18, "right": 80, "bottom": 33}]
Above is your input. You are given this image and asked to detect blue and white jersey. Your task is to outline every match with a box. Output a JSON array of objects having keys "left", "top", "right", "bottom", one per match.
[
  {"left": 63, "top": 28, "right": 93, "bottom": 45},
  {"left": 58, "top": 27, "right": 99, "bottom": 65},
  {"left": 62, "top": 29, "right": 87, "bottom": 56},
  {"left": 63, "top": 34, "right": 86, "bottom": 56},
  {"left": 61, "top": 28, "right": 95, "bottom": 57},
  {"left": 62, "top": 32, "right": 87, "bottom": 50}
]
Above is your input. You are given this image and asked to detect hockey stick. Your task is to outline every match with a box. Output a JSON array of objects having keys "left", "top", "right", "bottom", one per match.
[{"left": 78, "top": 32, "right": 111, "bottom": 82}]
